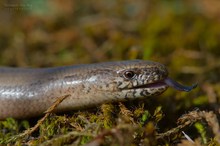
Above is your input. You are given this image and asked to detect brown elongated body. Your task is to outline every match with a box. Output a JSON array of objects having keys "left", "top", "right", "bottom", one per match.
[{"left": 0, "top": 60, "right": 196, "bottom": 119}]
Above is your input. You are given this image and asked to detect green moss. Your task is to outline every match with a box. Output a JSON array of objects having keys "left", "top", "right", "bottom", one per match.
[{"left": 195, "top": 122, "right": 207, "bottom": 144}]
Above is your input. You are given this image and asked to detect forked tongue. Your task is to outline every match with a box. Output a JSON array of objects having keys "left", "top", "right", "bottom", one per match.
[{"left": 164, "top": 78, "right": 197, "bottom": 92}]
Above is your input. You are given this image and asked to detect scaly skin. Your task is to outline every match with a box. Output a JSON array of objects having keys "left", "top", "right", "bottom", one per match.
[{"left": 0, "top": 60, "right": 168, "bottom": 119}]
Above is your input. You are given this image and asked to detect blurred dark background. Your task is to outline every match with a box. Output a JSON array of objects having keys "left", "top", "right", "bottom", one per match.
[{"left": 0, "top": 0, "right": 219, "bottom": 68}]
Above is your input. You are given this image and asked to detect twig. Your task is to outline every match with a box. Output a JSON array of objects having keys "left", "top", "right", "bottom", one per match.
[{"left": 6, "top": 94, "right": 70, "bottom": 143}]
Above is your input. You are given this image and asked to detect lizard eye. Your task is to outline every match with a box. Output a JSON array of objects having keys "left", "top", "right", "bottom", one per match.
[{"left": 124, "top": 71, "right": 135, "bottom": 79}]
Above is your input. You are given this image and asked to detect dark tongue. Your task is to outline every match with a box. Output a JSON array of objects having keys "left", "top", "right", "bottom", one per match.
[{"left": 164, "top": 78, "right": 197, "bottom": 92}]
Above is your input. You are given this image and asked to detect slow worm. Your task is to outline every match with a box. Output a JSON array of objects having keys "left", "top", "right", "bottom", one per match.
[{"left": 0, "top": 60, "right": 197, "bottom": 119}]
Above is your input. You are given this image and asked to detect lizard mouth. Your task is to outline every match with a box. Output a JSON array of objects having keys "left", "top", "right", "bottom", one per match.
[
  {"left": 133, "top": 81, "right": 167, "bottom": 89},
  {"left": 133, "top": 77, "right": 197, "bottom": 92}
]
